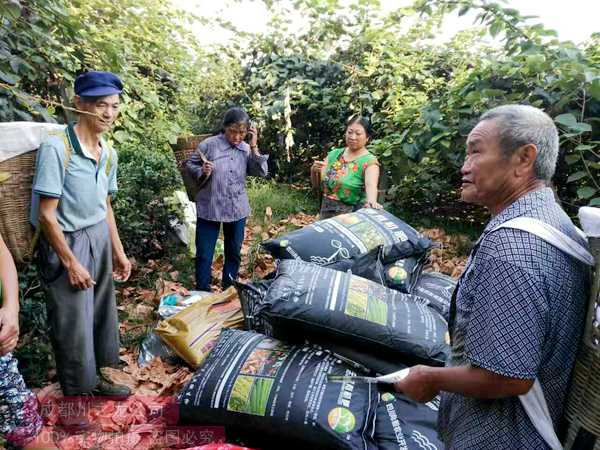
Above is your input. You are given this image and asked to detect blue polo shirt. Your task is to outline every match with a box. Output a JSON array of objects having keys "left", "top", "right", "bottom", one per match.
[{"left": 30, "top": 125, "right": 118, "bottom": 232}]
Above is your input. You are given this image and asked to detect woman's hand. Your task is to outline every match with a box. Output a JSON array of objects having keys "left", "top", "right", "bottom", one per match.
[
  {"left": 0, "top": 306, "right": 19, "bottom": 356},
  {"left": 363, "top": 200, "right": 383, "bottom": 209},
  {"left": 202, "top": 160, "right": 214, "bottom": 177},
  {"left": 311, "top": 160, "right": 326, "bottom": 172},
  {"left": 248, "top": 123, "right": 259, "bottom": 153}
]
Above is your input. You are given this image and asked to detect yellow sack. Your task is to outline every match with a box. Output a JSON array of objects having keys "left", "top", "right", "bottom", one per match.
[{"left": 155, "top": 287, "right": 244, "bottom": 367}]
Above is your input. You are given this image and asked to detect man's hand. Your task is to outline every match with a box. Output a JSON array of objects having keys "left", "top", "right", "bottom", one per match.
[
  {"left": 113, "top": 252, "right": 132, "bottom": 282},
  {"left": 394, "top": 365, "right": 439, "bottom": 403},
  {"left": 67, "top": 260, "right": 95, "bottom": 290},
  {"left": 0, "top": 307, "right": 19, "bottom": 355}
]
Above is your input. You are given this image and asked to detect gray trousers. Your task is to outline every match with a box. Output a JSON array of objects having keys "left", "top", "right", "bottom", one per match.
[{"left": 38, "top": 220, "right": 120, "bottom": 395}]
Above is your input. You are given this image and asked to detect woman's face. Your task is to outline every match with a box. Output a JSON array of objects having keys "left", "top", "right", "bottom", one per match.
[
  {"left": 345, "top": 122, "right": 368, "bottom": 151},
  {"left": 224, "top": 122, "right": 248, "bottom": 146}
]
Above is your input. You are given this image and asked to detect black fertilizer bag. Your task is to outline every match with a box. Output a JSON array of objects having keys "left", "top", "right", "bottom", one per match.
[
  {"left": 262, "top": 209, "right": 430, "bottom": 271},
  {"left": 375, "top": 392, "right": 442, "bottom": 450},
  {"left": 327, "top": 239, "right": 433, "bottom": 294},
  {"left": 177, "top": 329, "right": 378, "bottom": 450},
  {"left": 413, "top": 272, "right": 457, "bottom": 321},
  {"left": 239, "top": 260, "right": 449, "bottom": 369},
  {"left": 383, "top": 256, "right": 425, "bottom": 293},
  {"left": 237, "top": 281, "right": 409, "bottom": 374}
]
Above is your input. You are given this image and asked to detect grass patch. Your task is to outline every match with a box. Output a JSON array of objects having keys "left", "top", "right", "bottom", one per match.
[{"left": 247, "top": 178, "right": 319, "bottom": 227}]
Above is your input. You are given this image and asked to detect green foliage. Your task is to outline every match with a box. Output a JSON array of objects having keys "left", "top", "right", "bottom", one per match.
[
  {"left": 246, "top": 178, "right": 319, "bottom": 226},
  {"left": 188, "top": 0, "right": 599, "bottom": 219},
  {"left": 1, "top": 0, "right": 218, "bottom": 262},
  {"left": 14, "top": 264, "right": 54, "bottom": 387},
  {"left": 2, "top": 0, "right": 599, "bottom": 229},
  {"left": 113, "top": 145, "right": 182, "bottom": 259}
]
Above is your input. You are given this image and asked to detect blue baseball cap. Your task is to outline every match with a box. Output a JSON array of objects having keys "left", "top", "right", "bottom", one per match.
[{"left": 74, "top": 71, "right": 123, "bottom": 97}]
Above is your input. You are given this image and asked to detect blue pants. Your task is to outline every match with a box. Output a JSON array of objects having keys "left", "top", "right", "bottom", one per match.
[{"left": 195, "top": 217, "right": 246, "bottom": 291}]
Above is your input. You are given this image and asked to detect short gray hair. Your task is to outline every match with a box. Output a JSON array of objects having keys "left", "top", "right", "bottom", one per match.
[{"left": 480, "top": 104, "right": 559, "bottom": 181}]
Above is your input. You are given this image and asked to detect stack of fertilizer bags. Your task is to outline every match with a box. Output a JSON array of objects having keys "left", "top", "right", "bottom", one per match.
[{"left": 177, "top": 209, "right": 457, "bottom": 449}]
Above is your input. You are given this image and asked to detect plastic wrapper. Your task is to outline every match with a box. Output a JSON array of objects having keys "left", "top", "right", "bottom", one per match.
[
  {"left": 137, "top": 332, "right": 180, "bottom": 367},
  {"left": 158, "top": 291, "right": 214, "bottom": 319},
  {"left": 156, "top": 287, "right": 244, "bottom": 367}
]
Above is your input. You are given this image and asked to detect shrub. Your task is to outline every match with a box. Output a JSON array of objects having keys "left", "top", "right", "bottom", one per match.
[{"left": 113, "top": 145, "right": 182, "bottom": 259}]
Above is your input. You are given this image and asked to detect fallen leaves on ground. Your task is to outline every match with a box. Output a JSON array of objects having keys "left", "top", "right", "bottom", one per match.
[
  {"left": 421, "top": 228, "right": 470, "bottom": 278},
  {"left": 34, "top": 386, "right": 232, "bottom": 450},
  {"left": 101, "top": 356, "right": 193, "bottom": 397},
  {"left": 30, "top": 211, "right": 471, "bottom": 449},
  {"left": 237, "top": 211, "right": 318, "bottom": 281}
]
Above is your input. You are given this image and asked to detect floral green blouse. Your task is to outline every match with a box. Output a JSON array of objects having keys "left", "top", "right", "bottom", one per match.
[{"left": 322, "top": 147, "right": 379, "bottom": 206}]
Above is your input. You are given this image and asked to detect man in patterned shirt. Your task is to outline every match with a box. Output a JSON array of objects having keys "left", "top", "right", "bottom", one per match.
[{"left": 395, "top": 104, "right": 590, "bottom": 449}]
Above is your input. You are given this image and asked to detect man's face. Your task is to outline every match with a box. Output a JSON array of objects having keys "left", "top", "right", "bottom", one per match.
[
  {"left": 78, "top": 94, "right": 120, "bottom": 133},
  {"left": 460, "top": 119, "right": 516, "bottom": 211}
]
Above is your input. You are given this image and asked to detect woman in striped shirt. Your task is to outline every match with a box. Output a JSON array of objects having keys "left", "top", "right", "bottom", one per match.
[{"left": 186, "top": 108, "right": 268, "bottom": 291}]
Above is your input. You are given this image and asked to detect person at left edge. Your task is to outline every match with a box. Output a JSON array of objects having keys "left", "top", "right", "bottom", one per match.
[
  {"left": 186, "top": 107, "right": 268, "bottom": 292},
  {"left": 29, "top": 71, "right": 132, "bottom": 408}
]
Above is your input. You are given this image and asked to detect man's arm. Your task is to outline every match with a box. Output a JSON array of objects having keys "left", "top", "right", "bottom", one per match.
[
  {"left": 106, "top": 196, "right": 131, "bottom": 282},
  {"left": 38, "top": 197, "right": 94, "bottom": 290},
  {"left": 398, "top": 252, "right": 548, "bottom": 403},
  {"left": 395, "top": 364, "right": 534, "bottom": 403},
  {"left": 0, "top": 233, "right": 20, "bottom": 355}
]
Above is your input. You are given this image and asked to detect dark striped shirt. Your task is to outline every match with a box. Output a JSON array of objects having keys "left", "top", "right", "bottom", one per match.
[
  {"left": 439, "top": 188, "right": 589, "bottom": 449},
  {"left": 185, "top": 134, "right": 268, "bottom": 222}
]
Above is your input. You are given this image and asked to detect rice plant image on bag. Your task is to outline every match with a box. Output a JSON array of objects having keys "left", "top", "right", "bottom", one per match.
[
  {"left": 227, "top": 375, "right": 274, "bottom": 416},
  {"left": 228, "top": 375, "right": 254, "bottom": 413},
  {"left": 345, "top": 281, "right": 388, "bottom": 325},
  {"left": 345, "top": 290, "right": 369, "bottom": 319},
  {"left": 349, "top": 221, "right": 386, "bottom": 250},
  {"left": 366, "top": 297, "right": 388, "bottom": 326},
  {"left": 247, "top": 377, "right": 274, "bottom": 416}
]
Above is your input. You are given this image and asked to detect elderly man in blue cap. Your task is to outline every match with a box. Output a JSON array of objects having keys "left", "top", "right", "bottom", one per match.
[{"left": 30, "top": 71, "right": 132, "bottom": 427}]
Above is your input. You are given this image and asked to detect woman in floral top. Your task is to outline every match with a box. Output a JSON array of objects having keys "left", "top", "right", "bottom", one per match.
[{"left": 311, "top": 116, "right": 382, "bottom": 219}]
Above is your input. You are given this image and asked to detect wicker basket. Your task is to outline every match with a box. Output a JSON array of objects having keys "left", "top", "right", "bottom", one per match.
[
  {"left": 0, "top": 150, "right": 37, "bottom": 265},
  {"left": 564, "top": 234, "right": 600, "bottom": 449},
  {"left": 171, "top": 134, "right": 211, "bottom": 202}
]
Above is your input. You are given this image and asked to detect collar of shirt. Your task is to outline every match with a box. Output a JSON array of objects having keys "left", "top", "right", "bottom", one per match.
[
  {"left": 480, "top": 187, "right": 554, "bottom": 241},
  {"left": 67, "top": 123, "right": 108, "bottom": 162},
  {"left": 217, "top": 133, "right": 250, "bottom": 152}
]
